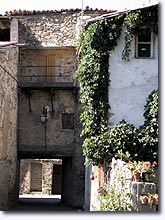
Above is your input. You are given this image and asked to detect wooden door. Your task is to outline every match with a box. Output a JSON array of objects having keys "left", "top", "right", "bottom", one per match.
[{"left": 30, "top": 163, "right": 42, "bottom": 192}]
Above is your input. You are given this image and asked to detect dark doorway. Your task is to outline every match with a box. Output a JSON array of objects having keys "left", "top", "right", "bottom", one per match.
[{"left": 52, "top": 164, "right": 62, "bottom": 195}]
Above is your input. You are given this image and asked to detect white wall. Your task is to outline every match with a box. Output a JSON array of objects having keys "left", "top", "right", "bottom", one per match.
[{"left": 108, "top": 30, "right": 158, "bottom": 128}]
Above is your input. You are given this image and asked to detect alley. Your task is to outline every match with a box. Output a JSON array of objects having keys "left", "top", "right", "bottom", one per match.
[{"left": 8, "top": 195, "right": 81, "bottom": 211}]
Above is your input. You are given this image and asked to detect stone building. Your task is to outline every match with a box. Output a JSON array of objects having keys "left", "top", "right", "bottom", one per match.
[
  {"left": 0, "top": 8, "right": 113, "bottom": 210},
  {"left": 0, "top": 45, "right": 19, "bottom": 210},
  {"left": 0, "top": 16, "right": 19, "bottom": 209}
]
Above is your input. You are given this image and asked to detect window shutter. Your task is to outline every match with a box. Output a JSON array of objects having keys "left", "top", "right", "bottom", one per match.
[{"left": 62, "top": 113, "right": 74, "bottom": 129}]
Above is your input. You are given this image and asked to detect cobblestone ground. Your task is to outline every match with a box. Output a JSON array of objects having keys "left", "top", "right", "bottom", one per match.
[{"left": 7, "top": 194, "right": 82, "bottom": 211}]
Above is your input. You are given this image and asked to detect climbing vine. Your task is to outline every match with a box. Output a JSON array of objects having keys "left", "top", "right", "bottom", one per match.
[
  {"left": 75, "top": 15, "right": 125, "bottom": 165},
  {"left": 138, "top": 89, "right": 158, "bottom": 162},
  {"left": 106, "top": 89, "right": 158, "bottom": 163},
  {"left": 122, "top": 10, "right": 141, "bottom": 60},
  {"left": 75, "top": 5, "right": 158, "bottom": 166},
  {"left": 122, "top": 5, "right": 158, "bottom": 60}
]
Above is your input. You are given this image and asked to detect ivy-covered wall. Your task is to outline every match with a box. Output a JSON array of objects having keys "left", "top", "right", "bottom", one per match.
[{"left": 75, "top": 4, "right": 158, "bottom": 165}]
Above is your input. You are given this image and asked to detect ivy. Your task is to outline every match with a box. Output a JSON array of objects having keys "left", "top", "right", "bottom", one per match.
[
  {"left": 122, "top": 10, "right": 141, "bottom": 61},
  {"left": 143, "top": 90, "right": 158, "bottom": 123},
  {"left": 122, "top": 5, "right": 158, "bottom": 60},
  {"left": 108, "top": 120, "right": 140, "bottom": 161},
  {"left": 108, "top": 90, "right": 158, "bottom": 163},
  {"left": 138, "top": 90, "right": 158, "bottom": 162},
  {"left": 75, "top": 15, "right": 124, "bottom": 165}
]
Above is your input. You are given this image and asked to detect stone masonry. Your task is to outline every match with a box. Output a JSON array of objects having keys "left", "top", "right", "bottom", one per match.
[
  {"left": 18, "top": 9, "right": 111, "bottom": 47},
  {"left": 0, "top": 45, "right": 19, "bottom": 210}
]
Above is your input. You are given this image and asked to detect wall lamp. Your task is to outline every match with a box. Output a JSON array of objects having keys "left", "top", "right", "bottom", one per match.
[{"left": 40, "top": 105, "right": 49, "bottom": 124}]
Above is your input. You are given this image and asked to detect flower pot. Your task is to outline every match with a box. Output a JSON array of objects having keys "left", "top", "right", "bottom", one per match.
[
  {"left": 140, "top": 195, "right": 148, "bottom": 204},
  {"left": 133, "top": 172, "right": 141, "bottom": 181},
  {"left": 148, "top": 198, "right": 155, "bottom": 205},
  {"left": 154, "top": 197, "right": 158, "bottom": 205},
  {"left": 154, "top": 195, "right": 158, "bottom": 205}
]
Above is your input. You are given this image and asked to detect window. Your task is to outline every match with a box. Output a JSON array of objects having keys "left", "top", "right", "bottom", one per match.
[
  {"left": 62, "top": 113, "right": 74, "bottom": 129},
  {"left": 0, "top": 20, "right": 10, "bottom": 41},
  {"left": 135, "top": 28, "right": 154, "bottom": 58}
]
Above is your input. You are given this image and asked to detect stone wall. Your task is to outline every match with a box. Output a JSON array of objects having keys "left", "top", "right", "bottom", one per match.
[
  {"left": 18, "top": 89, "right": 76, "bottom": 154},
  {"left": 18, "top": 48, "right": 77, "bottom": 153},
  {"left": 18, "top": 10, "right": 110, "bottom": 47},
  {"left": 18, "top": 47, "right": 77, "bottom": 87},
  {"left": 0, "top": 45, "right": 19, "bottom": 210}
]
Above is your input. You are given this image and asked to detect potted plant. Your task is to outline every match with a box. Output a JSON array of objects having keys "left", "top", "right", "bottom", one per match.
[
  {"left": 127, "top": 161, "right": 156, "bottom": 182},
  {"left": 139, "top": 195, "right": 148, "bottom": 204},
  {"left": 127, "top": 161, "right": 144, "bottom": 181},
  {"left": 147, "top": 193, "right": 158, "bottom": 205},
  {"left": 142, "top": 161, "right": 157, "bottom": 182},
  {"left": 154, "top": 194, "right": 158, "bottom": 205}
]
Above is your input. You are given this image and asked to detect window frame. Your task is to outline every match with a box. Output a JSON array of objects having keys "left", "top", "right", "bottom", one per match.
[
  {"left": 0, "top": 19, "right": 10, "bottom": 42},
  {"left": 62, "top": 113, "right": 74, "bottom": 129},
  {"left": 135, "top": 28, "right": 154, "bottom": 59}
]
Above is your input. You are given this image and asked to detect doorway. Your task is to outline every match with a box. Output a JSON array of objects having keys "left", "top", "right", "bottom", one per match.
[
  {"left": 18, "top": 156, "right": 77, "bottom": 209},
  {"left": 52, "top": 164, "right": 62, "bottom": 195}
]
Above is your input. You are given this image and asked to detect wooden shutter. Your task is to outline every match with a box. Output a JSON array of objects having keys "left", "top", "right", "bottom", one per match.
[
  {"left": 41, "top": 55, "right": 56, "bottom": 82},
  {"left": 30, "top": 163, "right": 42, "bottom": 192},
  {"left": 62, "top": 113, "right": 74, "bottom": 129}
]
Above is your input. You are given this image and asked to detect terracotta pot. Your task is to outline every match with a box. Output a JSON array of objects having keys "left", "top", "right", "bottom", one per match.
[
  {"left": 133, "top": 172, "right": 141, "bottom": 181},
  {"left": 154, "top": 196, "right": 158, "bottom": 205},
  {"left": 148, "top": 198, "right": 155, "bottom": 205},
  {"left": 140, "top": 195, "right": 148, "bottom": 204}
]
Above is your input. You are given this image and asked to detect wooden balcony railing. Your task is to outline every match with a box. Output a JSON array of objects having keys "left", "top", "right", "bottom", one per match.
[{"left": 18, "top": 65, "right": 78, "bottom": 88}]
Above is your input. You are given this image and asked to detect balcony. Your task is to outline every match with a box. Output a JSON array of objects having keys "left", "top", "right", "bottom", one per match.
[{"left": 18, "top": 65, "right": 78, "bottom": 89}]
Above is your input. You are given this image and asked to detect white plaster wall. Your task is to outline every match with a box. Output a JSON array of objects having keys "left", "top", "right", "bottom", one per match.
[
  {"left": 108, "top": 30, "right": 158, "bottom": 128},
  {"left": 90, "top": 166, "right": 100, "bottom": 211}
]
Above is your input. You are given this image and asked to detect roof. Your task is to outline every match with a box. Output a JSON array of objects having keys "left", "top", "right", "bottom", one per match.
[
  {"left": 86, "top": 1, "right": 158, "bottom": 24},
  {"left": 0, "top": 7, "right": 115, "bottom": 17}
]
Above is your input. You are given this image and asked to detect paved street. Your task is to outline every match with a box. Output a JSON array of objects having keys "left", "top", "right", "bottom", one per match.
[{"left": 8, "top": 194, "right": 82, "bottom": 211}]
